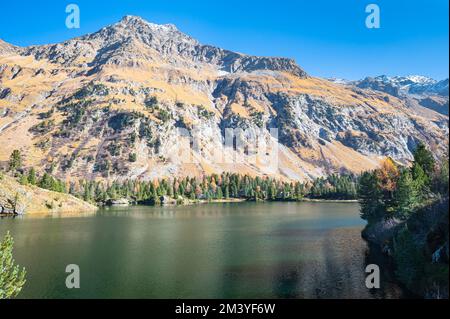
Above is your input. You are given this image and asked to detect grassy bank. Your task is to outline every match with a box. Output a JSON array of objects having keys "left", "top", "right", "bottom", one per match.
[{"left": 0, "top": 174, "right": 97, "bottom": 216}]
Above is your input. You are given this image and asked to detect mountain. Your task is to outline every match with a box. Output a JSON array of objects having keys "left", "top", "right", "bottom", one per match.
[
  {"left": 354, "top": 75, "right": 449, "bottom": 97},
  {"left": 22, "top": 16, "right": 306, "bottom": 77},
  {"left": 350, "top": 75, "right": 449, "bottom": 115},
  {"left": 0, "top": 16, "right": 448, "bottom": 182}
]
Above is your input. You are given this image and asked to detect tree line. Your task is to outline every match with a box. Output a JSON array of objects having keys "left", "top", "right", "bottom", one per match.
[
  {"left": 5, "top": 150, "right": 358, "bottom": 205},
  {"left": 6, "top": 143, "right": 445, "bottom": 209}
]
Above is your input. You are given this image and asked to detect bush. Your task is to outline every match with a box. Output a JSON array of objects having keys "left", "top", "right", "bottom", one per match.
[
  {"left": 74, "top": 83, "right": 109, "bottom": 99},
  {"left": 145, "top": 96, "right": 159, "bottom": 109},
  {"left": 29, "top": 120, "right": 55, "bottom": 134},
  {"left": 108, "top": 113, "right": 137, "bottom": 132},
  {"left": 158, "top": 109, "right": 172, "bottom": 122},
  {"left": 197, "top": 105, "right": 214, "bottom": 119},
  {"left": 129, "top": 153, "right": 137, "bottom": 163},
  {"left": 250, "top": 111, "right": 264, "bottom": 128},
  {"left": 107, "top": 143, "right": 121, "bottom": 156}
]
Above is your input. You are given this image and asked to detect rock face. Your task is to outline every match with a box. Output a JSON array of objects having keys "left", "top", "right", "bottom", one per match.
[{"left": 0, "top": 16, "right": 448, "bottom": 182}]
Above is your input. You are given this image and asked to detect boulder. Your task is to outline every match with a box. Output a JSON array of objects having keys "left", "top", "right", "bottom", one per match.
[
  {"left": 160, "top": 196, "right": 177, "bottom": 206},
  {"left": 106, "top": 198, "right": 130, "bottom": 206}
]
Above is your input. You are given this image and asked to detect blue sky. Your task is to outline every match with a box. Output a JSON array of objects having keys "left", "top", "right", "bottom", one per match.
[{"left": 0, "top": 0, "right": 448, "bottom": 80}]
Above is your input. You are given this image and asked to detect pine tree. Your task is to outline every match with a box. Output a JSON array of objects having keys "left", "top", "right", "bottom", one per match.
[
  {"left": 152, "top": 187, "right": 160, "bottom": 205},
  {"left": 432, "top": 157, "right": 449, "bottom": 196},
  {"left": 358, "top": 171, "right": 384, "bottom": 222},
  {"left": 19, "top": 174, "right": 28, "bottom": 185},
  {"left": 224, "top": 185, "right": 230, "bottom": 199},
  {"left": 27, "top": 168, "right": 37, "bottom": 185},
  {"left": 411, "top": 164, "right": 429, "bottom": 200},
  {"left": 0, "top": 232, "right": 27, "bottom": 299},
  {"left": 8, "top": 150, "right": 22, "bottom": 172},
  {"left": 216, "top": 186, "right": 223, "bottom": 199},
  {"left": 39, "top": 173, "right": 53, "bottom": 190},
  {"left": 412, "top": 142, "right": 435, "bottom": 178},
  {"left": 393, "top": 169, "right": 419, "bottom": 220},
  {"left": 268, "top": 182, "right": 276, "bottom": 200}
]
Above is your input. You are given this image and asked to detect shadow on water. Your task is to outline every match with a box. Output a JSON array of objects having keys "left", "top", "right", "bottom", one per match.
[
  {"left": 364, "top": 241, "right": 420, "bottom": 299},
  {"left": 269, "top": 227, "right": 410, "bottom": 299}
]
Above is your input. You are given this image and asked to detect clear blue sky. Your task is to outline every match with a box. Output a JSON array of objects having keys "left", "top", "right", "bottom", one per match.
[{"left": 0, "top": 0, "right": 448, "bottom": 80}]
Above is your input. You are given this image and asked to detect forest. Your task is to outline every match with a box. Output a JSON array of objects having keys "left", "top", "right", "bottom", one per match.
[
  {"left": 5, "top": 148, "right": 359, "bottom": 205},
  {"left": 5, "top": 143, "right": 447, "bottom": 209}
]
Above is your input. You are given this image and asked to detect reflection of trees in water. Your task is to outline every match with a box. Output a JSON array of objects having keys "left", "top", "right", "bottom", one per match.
[
  {"left": 364, "top": 241, "right": 417, "bottom": 299},
  {"left": 274, "top": 268, "right": 300, "bottom": 298},
  {"left": 271, "top": 228, "right": 409, "bottom": 299}
]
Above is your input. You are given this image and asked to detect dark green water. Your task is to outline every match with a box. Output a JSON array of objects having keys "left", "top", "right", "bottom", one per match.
[{"left": 0, "top": 202, "right": 407, "bottom": 299}]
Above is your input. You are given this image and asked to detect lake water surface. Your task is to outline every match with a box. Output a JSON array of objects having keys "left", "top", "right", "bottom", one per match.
[{"left": 0, "top": 202, "right": 408, "bottom": 299}]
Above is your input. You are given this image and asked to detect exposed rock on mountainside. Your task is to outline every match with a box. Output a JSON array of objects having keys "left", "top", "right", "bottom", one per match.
[
  {"left": 22, "top": 16, "right": 307, "bottom": 77},
  {"left": 0, "top": 39, "right": 17, "bottom": 55},
  {"left": 350, "top": 75, "right": 449, "bottom": 116},
  {"left": 0, "top": 16, "right": 448, "bottom": 182},
  {"left": 354, "top": 75, "right": 449, "bottom": 97}
]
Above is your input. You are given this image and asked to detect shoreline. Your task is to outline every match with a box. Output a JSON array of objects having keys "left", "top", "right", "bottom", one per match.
[
  {"left": 301, "top": 198, "right": 359, "bottom": 203},
  {"left": 1, "top": 197, "right": 359, "bottom": 217},
  {"left": 105, "top": 197, "right": 359, "bottom": 208}
]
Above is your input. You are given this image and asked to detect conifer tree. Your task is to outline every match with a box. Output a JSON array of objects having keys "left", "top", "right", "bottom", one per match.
[
  {"left": 27, "top": 168, "right": 37, "bottom": 185},
  {"left": 0, "top": 232, "right": 26, "bottom": 299},
  {"left": 393, "top": 168, "right": 419, "bottom": 220},
  {"left": 8, "top": 150, "right": 22, "bottom": 173}
]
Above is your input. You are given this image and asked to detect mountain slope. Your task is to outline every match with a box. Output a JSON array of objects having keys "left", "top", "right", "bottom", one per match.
[
  {"left": 354, "top": 75, "right": 449, "bottom": 97},
  {"left": 350, "top": 75, "right": 449, "bottom": 116},
  {"left": 0, "top": 16, "right": 448, "bottom": 182}
]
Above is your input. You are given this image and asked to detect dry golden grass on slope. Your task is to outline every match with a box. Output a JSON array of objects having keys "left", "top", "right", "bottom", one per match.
[
  {"left": 1, "top": 52, "right": 446, "bottom": 183},
  {"left": 291, "top": 140, "right": 384, "bottom": 175},
  {"left": 0, "top": 55, "right": 74, "bottom": 112},
  {"left": 0, "top": 174, "right": 97, "bottom": 215},
  {"left": 321, "top": 141, "right": 382, "bottom": 172},
  {"left": 98, "top": 64, "right": 215, "bottom": 106},
  {"left": 229, "top": 103, "right": 251, "bottom": 118},
  {"left": 0, "top": 115, "right": 41, "bottom": 162},
  {"left": 1, "top": 52, "right": 408, "bottom": 118},
  {"left": 232, "top": 72, "right": 408, "bottom": 111}
]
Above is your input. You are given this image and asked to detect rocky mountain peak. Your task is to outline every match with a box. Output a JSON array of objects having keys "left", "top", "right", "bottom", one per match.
[
  {"left": 82, "top": 15, "right": 198, "bottom": 48},
  {"left": 0, "top": 39, "right": 16, "bottom": 55},
  {"left": 118, "top": 15, "right": 179, "bottom": 32},
  {"left": 355, "top": 74, "right": 449, "bottom": 97},
  {"left": 12, "top": 16, "right": 307, "bottom": 77}
]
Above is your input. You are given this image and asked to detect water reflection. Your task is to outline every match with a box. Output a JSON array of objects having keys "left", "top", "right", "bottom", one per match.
[{"left": 0, "top": 202, "right": 410, "bottom": 298}]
